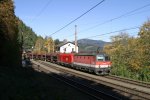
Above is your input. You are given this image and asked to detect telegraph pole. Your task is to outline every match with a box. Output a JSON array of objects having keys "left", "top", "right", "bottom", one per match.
[{"left": 75, "top": 25, "right": 77, "bottom": 53}]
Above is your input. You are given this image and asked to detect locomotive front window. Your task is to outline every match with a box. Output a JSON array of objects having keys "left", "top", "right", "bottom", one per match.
[
  {"left": 97, "top": 55, "right": 104, "bottom": 61},
  {"left": 105, "top": 56, "right": 110, "bottom": 61}
]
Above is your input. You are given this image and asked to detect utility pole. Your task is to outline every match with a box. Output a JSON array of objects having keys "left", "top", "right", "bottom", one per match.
[{"left": 75, "top": 25, "right": 77, "bottom": 53}]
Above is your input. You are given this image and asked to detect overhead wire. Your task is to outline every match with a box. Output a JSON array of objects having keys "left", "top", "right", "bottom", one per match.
[
  {"left": 31, "top": 0, "right": 52, "bottom": 22},
  {"left": 66, "top": 3, "right": 150, "bottom": 39},
  {"left": 78, "top": 26, "right": 140, "bottom": 40},
  {"left": 79, "top": 3, "right": 150, "bottom": 33},
  {"left": 50, "top": 0, "right": 105, "bottom": 36}
]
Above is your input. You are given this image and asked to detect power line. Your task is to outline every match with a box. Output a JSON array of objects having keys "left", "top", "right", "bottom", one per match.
[
  {"left": 66, "top": 3, "right": 150, "bottom": 39},
  {"left": 78, "top": 26, "right": 140, "bottom": 40},
  {"left": 32, "top": 0, "right": 52, "bottom": 22},
  {"left": 124, "top": 8, "right": 150, "bottom": 17},
  {"left": 50, "top": 0, "right": 105, "bottom": 36},
  {"left": 64, "top": 4, "right": 150, "bottom": 40},
  {"left": 79, "top": 3, "right": 150, "bottom": 33},
  {"left": 65, "top": 23, "right": 142, "bottom": 41}
]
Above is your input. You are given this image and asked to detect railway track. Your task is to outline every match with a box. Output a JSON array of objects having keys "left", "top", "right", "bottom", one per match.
[
  {"left": 32, "top": 61, "right": 119, "bottom": 100},
  {"left": 105, "top": 75, "right": 150, "bottom": 88},
  {"left": 51, "top": 74, "right": 119, "bottom": 100},
  {"left": 32, "top": 60, "right": 150, "bottom": 100}
]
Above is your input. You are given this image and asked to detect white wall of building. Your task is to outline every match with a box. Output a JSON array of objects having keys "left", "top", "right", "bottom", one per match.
[{"left": 60, "top": 43, "right": 78, "bottom": 53}]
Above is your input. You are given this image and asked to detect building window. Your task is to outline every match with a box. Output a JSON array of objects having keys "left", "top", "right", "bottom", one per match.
[
  {"left": 64, "top": 48, "right": 66, "bottom": 52},
  {"left": 72, "top": 48, "right": 74, "bottom": 52}
]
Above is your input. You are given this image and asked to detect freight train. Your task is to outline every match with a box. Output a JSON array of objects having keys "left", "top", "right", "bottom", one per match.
[{"left": 29, "top": 52, "right": 111, "bottom": 75}]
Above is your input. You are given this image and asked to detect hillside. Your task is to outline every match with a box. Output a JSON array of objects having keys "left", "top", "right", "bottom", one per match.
[
  {"left": 17, "top": 18, "right": 38, "bottom": 50},
  {"left": 77, "top": 39, "right": 110, "bottom": 52}
]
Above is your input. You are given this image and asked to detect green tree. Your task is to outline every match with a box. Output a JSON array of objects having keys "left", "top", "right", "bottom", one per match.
[
  {"left": 17, "top": 18, "right": 37, "bottom": 51},
  {"left": 54, "top": 39, "right": 61, "bottom": 46},
  {"left": 137, "top": 20, "right": 150, "bottom": 81},
  {"left": 138, "top": 20, "right": 150, "bottom": 67}
]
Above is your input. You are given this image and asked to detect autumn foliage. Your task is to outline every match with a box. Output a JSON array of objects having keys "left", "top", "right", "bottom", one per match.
[
  {"left": 33, "top": 36, "right": 55, "bottom": 54},
  {"left": 0, "top": 0, "right": 21, "bottom": 67},
  {"left": 104, "top": 20, "right": 150, "bottom": 82}
]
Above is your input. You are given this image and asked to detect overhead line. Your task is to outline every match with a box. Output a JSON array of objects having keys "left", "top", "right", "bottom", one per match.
[
  {"left": 78, "top": 26, "right": 140, "bottom": 40},
  {"left": 64, "top": 3, "right": 150, "bottom": 40},
  {"left": 32, "top": 0, "right": 52, "bottom": 22},
  {"left": 79, "top": 3, "right": 150, "bottom": 33},
  {"left": 50, "top": 0, "right": 105, "bottom": 36},
  {"left": 60, "top": 26, "right": 140, "bottom": 39},
  {"left": 65, "top": 6, "right": 149, "bottom": 40}
]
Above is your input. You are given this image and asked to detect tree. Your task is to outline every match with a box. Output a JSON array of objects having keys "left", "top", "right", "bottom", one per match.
[
  {"left": 135, "top": 20, "right": 150, "bottom": 81},
  {"left": 0, "top": 0, "right": 21, "bottom": 67},
  {"left": 17, "top": 18, "right": 37, "bottom": 51},
  {"left": 34, "top": 36, "right": 44, "bottom": 54},
  {"left": 138, "top": 20, "right": 150, "bottom": 67},
  {"left": 104, "top": 33, "right": 135, "bottom": 76},
  {"left": 63, "top": 39, "right": 68, "bottom": 43},
  {"left": 103, "top": 22, "right": 150, "bottom": 82},
  {"left": 54, "top": 39, "right": 60, "bottom": 46},
  {"left": 44, "top": 37, "right": 54, "bottom": 53}
]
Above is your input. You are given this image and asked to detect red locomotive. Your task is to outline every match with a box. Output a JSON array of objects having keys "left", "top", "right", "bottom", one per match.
[
  {"left": 73, "top": 53, "right": 111, "bottom": 75},
  {"left": 29, "top": 52, "right": 111, "bottom": 75}
]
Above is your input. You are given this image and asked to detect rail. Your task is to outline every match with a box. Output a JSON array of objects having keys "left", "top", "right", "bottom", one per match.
[{"left": 32, "top": 60, "right": 150, "bottom": 100}]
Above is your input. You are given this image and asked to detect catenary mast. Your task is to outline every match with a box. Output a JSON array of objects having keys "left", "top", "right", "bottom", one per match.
[{"left": 75, "top": 25, "right": 77, "bottom": 53}]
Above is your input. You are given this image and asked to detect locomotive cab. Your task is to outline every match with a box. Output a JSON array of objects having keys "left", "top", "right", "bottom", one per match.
[
  {"left": 95, "top": 54, "right": 111, "bottom": 75},
  {"left": 97, "top": 55, "right": 110, "bottom": 61}
]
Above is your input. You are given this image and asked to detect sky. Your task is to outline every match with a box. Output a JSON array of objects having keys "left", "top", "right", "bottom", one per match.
[{"left": 14, "top": 0, "right": 150, "bottom": 42}]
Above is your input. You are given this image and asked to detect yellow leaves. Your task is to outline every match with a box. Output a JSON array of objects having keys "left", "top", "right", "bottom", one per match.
[
  {"left": 44, "top": 37, "right": 54, "bottom": 53},
  {"left": 0, "top": 0, "right": 17, "bottom": 41},
  {"left": 104, "top": 20, "right": 150, "bottom": 81},
  {"left": 105, "top": 19, "right": 150, "bottom": 72},
  {"left": 103, "top": 44, "right": 113, "bottom": 55},
  {"left": 104, "top": 32, "right": 143, "bottom": 71},
  {"left": 129, "top": 58, "right": 141, "bottom": 70},
  {"left": 139, "top": 20, "right": 150, "bottom": 37},
  {"left": 34, "top": 37, "right": 44, "bottom": 54},
  {"left": 33, "top": 37, "right": 55, "bottom": 54}
]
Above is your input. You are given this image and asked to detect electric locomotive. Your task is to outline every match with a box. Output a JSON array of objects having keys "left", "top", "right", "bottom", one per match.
[{"left": 73, "top": 53, "right": 111, "bottom": 75}]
